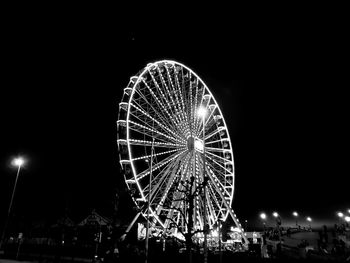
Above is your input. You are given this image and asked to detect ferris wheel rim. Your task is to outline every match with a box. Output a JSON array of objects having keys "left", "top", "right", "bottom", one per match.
[{"left": 117, "top": 60, "right": 241, "bottom": 233}]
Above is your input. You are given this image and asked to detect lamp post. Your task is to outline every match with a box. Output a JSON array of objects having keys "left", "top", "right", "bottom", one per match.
[
  {"left": 197, "top": 106, "right": 208, "bottom": 263},
  {"left": 273, "top": 212, "right": 281, "bottom": 241},
  {"left": 145, "top": 138, "right": 155, "bottom": 263},
  {"left": 337, "top": 212, "right": 344, "bottom": 226},
  {"left": 306, "top": 217, "right": 312, "bottom": 230},
  {"left": 0, "top": 157, "right": 25, "bottom": 250},
  {"left": 260, "top": 213, "right": 267, "bottom": 231},
  {"left": 293, "top": 211, "right": 299, "bottom": 227}
]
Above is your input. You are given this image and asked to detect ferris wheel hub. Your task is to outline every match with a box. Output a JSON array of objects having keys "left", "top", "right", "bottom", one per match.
[{"left": 187, "top": 136, "right": 204, "bottom": 152}]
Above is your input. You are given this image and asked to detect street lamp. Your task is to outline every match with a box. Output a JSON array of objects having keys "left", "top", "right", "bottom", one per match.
[
  {"left": 272, "top": 212, "right": 282, "bottom": 241},
  {"left": 345, "top": 216, "right": 350, "bottom": 223},
  {"left": 306, "top": 217, "right": 312, "bottom": 230},
  {"left": 293, "top": 211, "right": 299, "bottom": 227},
  {"left": 337, "top": 212, "right": 344, "bottom": 225},
  {"left": 197, "top": 106, "right": 208, "bottom": 263},
  {"left": 260, "top": 212, "right": 267, "bottom": 220},
  {"left": 0, "top": 157, "right": 26, "bottom": 250},
  {"left": 260, "top": 213, "right": 267, "bottom": 231}
]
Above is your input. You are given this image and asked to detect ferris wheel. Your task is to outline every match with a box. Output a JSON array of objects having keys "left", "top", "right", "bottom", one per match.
[{"left": 117, "top": 60, "right": 247, "bottom": 242}]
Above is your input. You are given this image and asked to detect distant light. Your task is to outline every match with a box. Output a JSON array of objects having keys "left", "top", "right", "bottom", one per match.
[
  {"left": 197, "top": 106, "right": 208, "bottom": 118},
  {"left": 293, "top": 211, "right": 298, "bottom": 217},
  {"left": 260, "top": 213, "right": 267, "bottom": 220},
  {"left": 345, "top": 216, "right": 350, "bottom": 222},
  {"left": 337, "top": 212, "right": 344, "bottom": 218},
  {"left": 306, "top": 217, "right": 312, "bottom": 222},
  {"left": 348, "top": 209, "right": 350, "bottom": 214},
  {"left": 12, "top": 157, "right": 25, "bottom": 167},
  {"left": 273, "top": 212, "right": 279, "bottom": 218}
]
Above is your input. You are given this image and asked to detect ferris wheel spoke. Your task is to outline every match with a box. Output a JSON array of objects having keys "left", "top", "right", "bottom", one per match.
[
  {"left": 207, "top": 166, "right": 230, "bottom": 198},
  {"left": 192, "top": 77, "right": 200, "bottom": 134},
  {"left": 131, "top": 148, "right": 181, "bottom": 162},
  {"left": 156, "top": 151, "right": 191, "bottom": 208},
  {"left": 128, "top": 120, "right": 182, "bottom": 145},
  {"left": 164, "top": 66, "right": 182, "bottom": 116},
  {"left": 194, "top": 83, "right": 207, "bottom": 136},
  {"left": 163, "top": 66, "right": 190, "bottom": 137},
  {"left": 147, "top": 155, "right": 185, "bottom": 212},
  {"left": 197, "top": 154, "right": 231, "bottom": 199},
  {"left": 135, "top": 149, "right": 187, "bottom": 181},
  {"left": 128, "top": 139, "right": 183, "bottom": 149},
  {"left": 207, "top": 183, "right": 223, "bottom": 213},
  {"left": 140, "top": 77, "right": 180, "bottom": 132},
  {"left": 147, "top": 70, "right": 181, "bottom": 127},
  {"left": 204, "top": 126, "right": 227, "bottom": 142},
  {"left": 205, "top": 150, "right": 231, "bottom": 164},
  {"left": 134, "top": 87, "right": 177, "bottom": 133},
  {"left": 204, "top": 105, "right": 218, "bottom": 128},
  {"left": 187, "top": 75, "right": 195, "bottom": 137},
  {"left": 174, "top": 67, "right": 190, "bottom": 133},
  {"left": 155, "top": 66, "right": 182, "bottom": 125},
  {"left": 206, "top": 146, "right": 231, "bottom": 153},
  {"left": 206, "top": 157, "right": 234, "bottom": 178},
  {"left": 165, "top": 66, "right": 188, "bottom": 132},
  {"left": 128, "top": 113, "right": 182, "bottom": 145},
  {"left": 129, "top": 102, "right": 185, "bottom": 142},
  {"left": 161, "top": 152, "right": 193, "bottom": 216},
  {"left": 205, "top": 138, "right": 228, "bottom": 146},
  {"left": 143, "top": 151, "right": 188, "bottom": 200},
  {"left": 149, "top": 70, "right": 181, "bottom": 128},
  {"left": 206, "top": 188, "right": 219, "bottom": 226},
  {"left": 206, "top": 165, "right": 231, "bottom": 202}
]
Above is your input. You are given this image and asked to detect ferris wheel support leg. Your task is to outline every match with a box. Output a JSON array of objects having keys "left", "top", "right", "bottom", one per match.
[
  {"left": 206, "top": 172, "right": 249, "bottom": 245},
  {"left": 226, "top": 207, "right": 249, "bottom": 246},
  {"left": 119, "top": 212, "right": 142, "bottom": 241}
]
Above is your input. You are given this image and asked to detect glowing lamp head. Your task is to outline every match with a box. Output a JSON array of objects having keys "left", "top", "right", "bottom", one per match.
[
  {"left": 306, "top": 217, "right": 312, "bottom": 222},
  {"left": 293, "top": 211, "right": 298, "bottom": 217},
  {"left": 348, "top": 209, "right": 350, "bottom": 214},
  {"left": 273, "top": 212, "right": 279, "bottom": 218},
  {"left": 337, "top": 212, "right": 344, "bottom": 218},
  {"left": 12, "top": 157, "right": 25, "bottom": 167},
  {"left": 197, "top": 106, "right": 208, "bottom": 118},
  {"left": 345, "top": 216, "right": 350, "bottom": 222},
  {"left": 260, "top": 213, "right": 267, "bottom": 220}
]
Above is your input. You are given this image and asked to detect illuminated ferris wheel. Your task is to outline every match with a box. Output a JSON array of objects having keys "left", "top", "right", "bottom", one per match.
[{"left": 117, "top": 60, "right": 247, "bottom": 242}]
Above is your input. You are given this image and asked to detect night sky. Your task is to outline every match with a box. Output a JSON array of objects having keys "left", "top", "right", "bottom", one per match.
[{"left": 1, "top": 8, "right": 348, "bottom": 230}]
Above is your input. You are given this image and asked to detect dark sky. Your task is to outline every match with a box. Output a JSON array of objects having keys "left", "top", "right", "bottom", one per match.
[{"left": 0, "top": 8, "right": 348, "bottom": 229}]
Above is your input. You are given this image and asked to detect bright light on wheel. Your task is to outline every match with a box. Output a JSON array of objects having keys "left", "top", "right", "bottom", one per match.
[{"left": 194, "top": 138, "right": 204, "bottom": 151}]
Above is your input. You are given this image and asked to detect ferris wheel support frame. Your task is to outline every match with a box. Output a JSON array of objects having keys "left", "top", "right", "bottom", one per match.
[{"left": 117, "top": 60, "right": 248, "bottom": 246}]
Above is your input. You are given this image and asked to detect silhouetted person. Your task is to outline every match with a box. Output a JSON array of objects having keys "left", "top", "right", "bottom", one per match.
[{"left": 323, "top": 225, "right": 328, "bottom": 243}]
